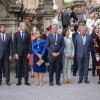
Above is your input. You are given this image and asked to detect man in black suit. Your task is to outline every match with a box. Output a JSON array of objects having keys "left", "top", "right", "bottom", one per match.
[
  {"left": 91, "top": 26, "right": 99, "bottom": 76},
  {"left": 13, "top": 22, "right": 31, "bottom": 86},
  {"left": 61, "top": 8, "right": 70, "bottom": 29},
  {"left": 72, "top": 25, "right": 82, "bottom": 76},
  {"left": 70, "top": 7, "right": 78, "bottom": 22},
  {"left": 46, "top": 24, "right": 65, "bottom": 86},
  {"left": 0, "top": 24, "right": 13, "bottom": 86}
]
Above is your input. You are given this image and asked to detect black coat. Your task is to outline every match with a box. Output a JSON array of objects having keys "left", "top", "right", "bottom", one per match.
[
  {"left": 0, "top": 34, "right": 13, "bottom": 59},
  {"left": 13, "top": 31, "right": 31, "bottom": 57}
]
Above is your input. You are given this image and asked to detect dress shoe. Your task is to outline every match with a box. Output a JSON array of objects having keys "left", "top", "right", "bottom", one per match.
[
  {"left": 63, "top": 80, "right": 69, "bottom": 84},
  {"left": 84, "top": 80, "right": 89, "bottom": 84},
  {"left": 3, "top": 74, "right": 5, "bottom": 77},
  {"left": 73, "top": 73, "right": 76, "bottom": 76},
  {"left": 98, "top": 80, "right": 100, "bottom": 84},
  {"left": 92, "top": 73, "right": 95, "bottom": 77},
  {"left": 25, "top": 82, "right": 31, "bottom": 86},
  {"left": 6, "top": 82, "right": 11, "bottom": 86},
  {"left": 56, "top": 82, "right": 61, "bottom": 85},
  {"left": 78, "top": 80, "right": 82, "bottom": 83},
  {"left": 50, "top": 82, "right": 53, "bottom": 86},
  {"left": 16, "top": 82, "right": 22, "bottom": 86}
]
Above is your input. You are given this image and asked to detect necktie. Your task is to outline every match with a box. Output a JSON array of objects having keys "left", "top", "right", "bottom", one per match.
[
  {"left": 22, "top": 32, "right": 24, "bottom": 40},
  {"left": 54, "top": 34, "right": 56, "bottom": 41},
  {"left": 2, "top": 34, "right": 4, "bottom": 42}
]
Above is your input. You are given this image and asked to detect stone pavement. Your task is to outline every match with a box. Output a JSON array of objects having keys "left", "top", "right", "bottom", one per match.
[{"left": 0, "top": 71, "right": 100, "bottom": 100}]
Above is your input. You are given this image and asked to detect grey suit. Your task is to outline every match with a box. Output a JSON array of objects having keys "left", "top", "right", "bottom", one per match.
[
  {"left": 46, "top": 33, "right": 65, "bottom": 83},
  {"left": 75, "top": 34, "right": 92, "bottom": 81},
  {"left": 62, "top": 37, "right": 74, "bottom": 80}
]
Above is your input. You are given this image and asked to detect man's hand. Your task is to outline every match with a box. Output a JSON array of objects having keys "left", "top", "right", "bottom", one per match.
[
  {"left": 52, "top": 53, "right": 60, "bottom": 57},
  {"left": 55, "top": 53, "right": 60, "bottom": 57},
  {"left": 27, "top": 54, "right": 30, "bottom": 59},
  {"left": 9, "top": 56, "right": 12, "bottom": 61},
  {"left": 15, "top": 54, "right": 19, "bottom": 60}
]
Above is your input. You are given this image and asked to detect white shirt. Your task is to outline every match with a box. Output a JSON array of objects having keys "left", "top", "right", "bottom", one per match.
[{"left": 1, "top": 33, "right": 6, "bottom": 41}]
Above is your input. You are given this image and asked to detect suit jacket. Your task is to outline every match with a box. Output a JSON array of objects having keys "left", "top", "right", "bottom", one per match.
[
  {"left": 0, "top": 33, "right": 13, "bottom": 59},
  {"left": 63, "top": 37, "right": 74, "bottom": 58},
  {"left": 13, "top": 31, "right": 31, "bottom": 57},
  {"left": 91, "top": 33, "right": 97, "bottom": 52},
  {"left": 75, "top": 34, "right": 92, "bottom": 58},
  {"left": 61, "top": 12, "right": 70, "bottom": 26},
  {"left": 46, "top": 33, "right": 65, "bottom": 58},
  {"left": 70, "top": 11, "right": 78, "bottom": 22},
  {"left": 72, "top": 31, "right": 79, "bottom": 45}
]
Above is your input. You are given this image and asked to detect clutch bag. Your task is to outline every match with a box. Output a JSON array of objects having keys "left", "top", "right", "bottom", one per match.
[{"left": 36, "top": 59, "right": 44, "bottom": 67}]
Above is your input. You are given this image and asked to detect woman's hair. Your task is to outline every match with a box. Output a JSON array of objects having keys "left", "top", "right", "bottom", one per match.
[
  {"left": 36, "top": 30, "right": 43, "bottom": 40},
  {"left": 62, "top": 28, "right": 69, "bottom": 37}
]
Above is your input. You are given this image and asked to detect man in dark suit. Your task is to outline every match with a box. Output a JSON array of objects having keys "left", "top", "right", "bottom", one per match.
[
  {"left": 46, "top": 24, "right": 65, "bottom": 86},
  {"left": 75, "top": 26, "right": 92, "bottom": 83},
  {"left": 13, "top": 22, "right": 31, "bottom": 86},
  {"left": 91, "top": 26, "right": 99, "bottom": 76},
  {"left": 72, "top": 25, "right": 82, "bottom": 76},
  {"left": 61, "top": 8, "right": 70, "bottom": 29},
  {"left": 70, "top": 7, "right": 78, "bottom": 22},
  {"left": 0, "top": 24, "right": 13, "bottom": 86}
]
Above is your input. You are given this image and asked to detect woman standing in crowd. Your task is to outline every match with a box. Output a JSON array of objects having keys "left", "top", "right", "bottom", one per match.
[
  {"left": 29, "top": 27, "right": 37, "bottom": 77},
  {"left": 32, "top": 31, "right": 46, "bottom": 86},
  {"left": 94, "top": 30, "right": 100, "bottom": 84},
  {"left": 62, "top": 28, "right": 74, "bottom": 84}
]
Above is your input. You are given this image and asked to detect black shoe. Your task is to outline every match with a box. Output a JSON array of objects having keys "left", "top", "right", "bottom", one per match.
[
  {"left": 92, "top": 73, "right": 95, "bottom": 77},
  {"left": 25, "top": 82, "right": 31, "bottom": 86},
  {"left": 56, "top": 82, "right": 61, "bottom": 86},
  {"left": 3, "top": 74, "right": 5, "bottom": 77},
  {"left": 16, "top": 82, "right": 22, "bottom": 86},
  {"left": 73, "top": 73, "right": 76, "bottom": 76},
  {"left": 50, "top": 82, "right": 53, "bottom": 86},
  {"left": 78, "top": 80, "right": 82, "bottom": 83},
  {"left": 6, "top": 82, "right": 11, "bottom": 86},
  {"left": 0, "top": 82, "right": 1, "bottom": 85},
  {"left": 84, "top": 80, "right": 89, "bottom": 84},
  {"left": 98, "top": 80, "right": 100, "bottom": 84}
]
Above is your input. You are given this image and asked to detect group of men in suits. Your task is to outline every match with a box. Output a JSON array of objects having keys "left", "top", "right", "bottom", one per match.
[
  {"left": 0, "top": 22, "right": 100, "bottom": 86},
  {"left": 0, "top": 22, "right": 31, "bottom": 86}
]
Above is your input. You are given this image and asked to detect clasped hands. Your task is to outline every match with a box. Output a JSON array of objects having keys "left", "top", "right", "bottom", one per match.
[
  {"left": 66, "top": 55, "right": 74, "bottom": 59},
  {"left": 52, "top": 52, "right": 60, "bottom": 57},
  {"left": 37, "top": 54, "right": 42, "bottom": 60}
]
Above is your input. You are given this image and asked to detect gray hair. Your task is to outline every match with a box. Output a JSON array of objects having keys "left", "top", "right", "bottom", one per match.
[{"left": 19, "top": 22, "right": 26, "bottom": 26}]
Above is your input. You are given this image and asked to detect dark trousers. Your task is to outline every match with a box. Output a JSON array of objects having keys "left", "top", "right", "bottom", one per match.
[
  {"left": 97, "top": 69, "right": 100, "bottom": 80},
  {"left": 49, "top": 57, "right": 61, "bottom": 83},
  {"left": 0, "top": 54, "right": 10, "bottom": 83},
  {"left": 17, "top": 53, "right": 29, "bottom": 83},
  {"left": 77, "top": 57, "right": 89, "bottom": 81},
  {"left": 73, "top": 55, "right": 78, "bottom": 74},
  {"left": 91, "top": 52, "right": 96, "bottom": 74}
]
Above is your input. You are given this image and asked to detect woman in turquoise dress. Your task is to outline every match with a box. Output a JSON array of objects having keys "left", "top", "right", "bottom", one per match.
[{"left": 32, "top": 30, "right": 46, "bottom": 86}]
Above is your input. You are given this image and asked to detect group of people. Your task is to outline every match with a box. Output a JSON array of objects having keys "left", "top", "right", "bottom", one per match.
[{"left": 1, "top": 6, "right": 100, "bottom": 87}]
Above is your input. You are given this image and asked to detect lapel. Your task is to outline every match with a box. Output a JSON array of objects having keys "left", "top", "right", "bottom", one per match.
[
  {"left": 84, "top": 35, "right": 88, "bottom": 46},
  {"left": 18, "top": 32, "right": 23, "bottom": 40},
  {"left": 0, "top": 34, "right": 2, "bottom": 42},
  {"left": 79, "top": 35, "right": 83, "bottom": 45},
  {"left": 51, "top": 34, "right": 55, "bottom": 42}
]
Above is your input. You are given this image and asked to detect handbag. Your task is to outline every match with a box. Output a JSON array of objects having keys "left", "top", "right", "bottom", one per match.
[{"left": 36, "top": 59, "right": 44, "bottom": 67}]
